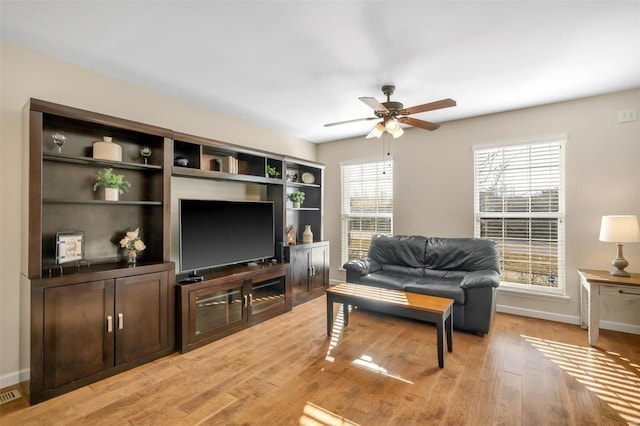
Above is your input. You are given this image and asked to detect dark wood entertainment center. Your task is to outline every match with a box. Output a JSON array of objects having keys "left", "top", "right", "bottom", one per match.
[{"left": 23, "top": 99, "right": 328, "bottom": 404}]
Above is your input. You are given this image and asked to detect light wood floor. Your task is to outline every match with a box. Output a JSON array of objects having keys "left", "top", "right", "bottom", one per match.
[{"left": 2, "top": 296, "right": 639, "bottom": 425}]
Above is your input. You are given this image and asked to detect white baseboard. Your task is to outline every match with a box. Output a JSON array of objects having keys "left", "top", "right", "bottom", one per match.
[
  {"left": 0, "top": 368, "right": 27, "bottom": 389},
  {"left": 599, "top": 320, "right": 640, "bottom": 335},
  {"left": 496, "top": 304, "right": 580, "bottom": 325},
  {"left": 496, "top": 304, "right": 640, "bottom": 335}
]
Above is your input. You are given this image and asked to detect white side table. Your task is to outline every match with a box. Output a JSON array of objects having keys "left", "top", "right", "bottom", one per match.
[{"left": 578, "top": 269, "right": 640, "bottom": 346}]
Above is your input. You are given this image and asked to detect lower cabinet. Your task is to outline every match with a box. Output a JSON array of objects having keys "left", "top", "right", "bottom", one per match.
[
  {"left": 177, "top": 263, "right": 291, "bottom": 353},
  {"left": 285, "top": 241, "right": 330, "bottom": 305},
  {"left": 29, "top": 263, "right": 175, "bottom": 404}
]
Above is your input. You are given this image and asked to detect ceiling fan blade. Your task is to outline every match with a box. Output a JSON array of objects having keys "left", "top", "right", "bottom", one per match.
[
  {"left": 399, "top": 98, "right": 456, "bottom": 115},
  {"left": 324, "top": 117, "right": 377, "bottom": 127},
  {"left": 359, "top": 97, "right": 389, "bottom": 113},
  {"left": 398, "top": 116, "right": 441, "bottom": 131}
]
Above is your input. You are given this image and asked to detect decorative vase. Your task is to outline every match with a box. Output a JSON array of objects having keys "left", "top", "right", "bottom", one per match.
[
  {"left": 93, "top": 136, "right": 122, "bottom": 161},
  {"left": 292, "top": 201, "right": 301, "bottom": 209},
  {"left": 302, "top": 225, "right": 313, "bottom": 244},
  {"left": 104, "top": 187, "right": 119, "bottom": 201},
  {"left": 128, "top": 250, "right": 137, "bottom": 265}
]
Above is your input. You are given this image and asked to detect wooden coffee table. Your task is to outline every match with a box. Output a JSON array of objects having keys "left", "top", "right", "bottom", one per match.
[{"left": 326, "top": 283, "right": 454, "bottom": 368}]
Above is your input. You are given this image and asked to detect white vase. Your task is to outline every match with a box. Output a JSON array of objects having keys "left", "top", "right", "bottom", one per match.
[
  {"left": 292, "top": 201, "right": 301, "bottom": 209},
  {"left": 105, "top": 187, "right": 119, "bottom": 201},
  {"left": 302, "top": 225, "right": 313, "bottom": 244},
  {"left": 93, "top": 136, "right": 122, "bottom": 161}
]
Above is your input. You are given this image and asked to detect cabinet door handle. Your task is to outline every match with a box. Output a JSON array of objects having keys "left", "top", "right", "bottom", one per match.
[
  {"left": 249, "top": 294, "right": 253, "bottom": 306},
  {"left": 312, "top": 266, "right": 316, "bottom": 276},
  {"left": 118, "top": 313, "right": 124, "bottom": 330},
  {"left": 244, "top": 295, "right": 248, "bottom": 307},
  {"left": 107, "top": 315, "right": 113, "bottom": 333}
]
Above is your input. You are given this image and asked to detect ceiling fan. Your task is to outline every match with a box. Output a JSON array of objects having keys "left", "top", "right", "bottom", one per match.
[{"left": 324, "top": 85, "right": 456, "bottom": 138}]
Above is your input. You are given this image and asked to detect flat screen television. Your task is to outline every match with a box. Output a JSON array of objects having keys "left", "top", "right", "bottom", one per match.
[{"left": 179, "top": 199, "right": 275, "bottom": 276}]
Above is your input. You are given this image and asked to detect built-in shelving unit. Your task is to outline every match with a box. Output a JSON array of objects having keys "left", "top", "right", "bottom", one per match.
[
  {"left": 22, "top": 98, "right": 328, "bottom": 405},
  {"left": 23, "top": 99, "right": 175, "bottom": 404}
]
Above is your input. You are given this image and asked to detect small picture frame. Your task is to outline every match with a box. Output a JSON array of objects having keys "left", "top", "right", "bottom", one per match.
[
  {"left": 286, "top": 227, "right": 297, "bottom": 246},
  {"left": 55, "top": 231, "right": 86, "bottom": 264}
]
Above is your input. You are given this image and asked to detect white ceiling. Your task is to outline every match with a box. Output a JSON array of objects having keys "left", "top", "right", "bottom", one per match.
[{"left": 2, "top": 1, "right": 639, "bottom": 143}]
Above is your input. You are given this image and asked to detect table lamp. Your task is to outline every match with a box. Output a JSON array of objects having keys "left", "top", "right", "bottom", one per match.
[{"left": 599, "top": 215, "right": 640, "bottom": 277}]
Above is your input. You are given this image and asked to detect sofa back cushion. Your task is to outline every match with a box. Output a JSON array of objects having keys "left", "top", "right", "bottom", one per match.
[
  {"left": 424, "top": 237, "right": 500, "bottom": 273},
  {"left": 367, "top": 234, "right": 428, "bottom": 268}
]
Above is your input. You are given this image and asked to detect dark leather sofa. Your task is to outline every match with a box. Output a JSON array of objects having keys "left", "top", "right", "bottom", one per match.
[{"left": 343, "top": 234, "right": 500, "bottom": 335}]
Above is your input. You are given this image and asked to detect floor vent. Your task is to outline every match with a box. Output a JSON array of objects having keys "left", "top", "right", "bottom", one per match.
[{"left": 0, "top": 388, "right": 21, "bottom": 405}]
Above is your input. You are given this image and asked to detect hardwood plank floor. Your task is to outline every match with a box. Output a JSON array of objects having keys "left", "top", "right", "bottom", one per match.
[{"left": 2, "top": 296, "right": 639, "bottom": 425}]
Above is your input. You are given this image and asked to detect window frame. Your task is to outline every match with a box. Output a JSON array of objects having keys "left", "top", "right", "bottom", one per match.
[
  {"left": 340, "top": 158, "right": 393, "bottom": 266},
  {"left": 473, "top": 134, "right": 566, "bottom": 295}
]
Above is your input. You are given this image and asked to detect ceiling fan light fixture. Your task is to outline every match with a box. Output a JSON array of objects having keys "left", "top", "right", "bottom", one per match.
[
  {"left": 390, "top": 125, "right": 404, "bottom": 138},
  {"left": 384, "top": 116, "right": 399, "bottom": 132},
  {"left": 384, "top": 116, "right": 404, "bottom": 138},
  {"left": 366, "top": 122, "right": 385, "bottom": 139}
]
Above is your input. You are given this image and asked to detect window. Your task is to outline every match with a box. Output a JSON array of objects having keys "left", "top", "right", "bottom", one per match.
[
  {"left": 341, "top": 160, "right": 393, "bottom": 264},
  {"left": 473, "top": 135, "right": 565, "bottom": 293}
]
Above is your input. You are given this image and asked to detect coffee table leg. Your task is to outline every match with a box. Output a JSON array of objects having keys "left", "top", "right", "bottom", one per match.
[
  {"left": 446, "top": 308, "right": 453, "bottom": 353},
  {"left": 437, "top": 317, "right": 444, "bottom": 368},
  {"left": 343, "top": 303, "right": 349, "bottom": 327},
  {"left": 326, "top": 296, "right": 333, "bottom": 336}
]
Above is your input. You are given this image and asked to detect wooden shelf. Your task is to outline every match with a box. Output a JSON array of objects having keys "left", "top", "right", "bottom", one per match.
[
  {"left": 43, "top": 199, "right": 162, "bottom": 206},
  {"left": 172, "top": 166, "right": 283, "bottom": 185},
  {"left": 287, "top": 207, "right": 320, "bottom": 211},
  {"left": 286, "top": 181, "right": 320, "bottom": 189},
  {"left": 44, "top": 153, "right": 163, "bottom": 171}
]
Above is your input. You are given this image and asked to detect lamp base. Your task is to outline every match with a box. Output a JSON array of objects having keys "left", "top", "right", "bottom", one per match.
[
  {"left": 610, "top": 269, "right": 631, "bottom": 277},
  {"left": 610, "top": 243, "right": 630, "bottom": 277}
]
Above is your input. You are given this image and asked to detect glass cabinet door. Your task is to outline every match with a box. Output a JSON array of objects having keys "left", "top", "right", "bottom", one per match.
[
  {"left": 251, "top": 277, "right": 286, "bottom": 316},
  {"left": 190, "top": 284, "right": 245, "bottom": 338}
]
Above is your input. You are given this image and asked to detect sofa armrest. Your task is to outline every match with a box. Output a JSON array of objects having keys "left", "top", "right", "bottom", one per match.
[
  {"left": 460, "top": 270, "right": 500, "bottom": 289},
  {"left": 342, "top": 258, "right": 382, "bottom": 276}
]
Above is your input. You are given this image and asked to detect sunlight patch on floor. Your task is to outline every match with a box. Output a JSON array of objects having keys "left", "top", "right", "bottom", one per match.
[
  {"left": 352, "top": 355, "right": 414, "bottom": 384},
  {"left": 325, "top": 304, "right": 346, "bottom": 362},
  {"left": 522, "top": 335, "right": 640, "bottom": 424},
  {"left": 299, "top": 401, "right": 360, "bottom": 426}
]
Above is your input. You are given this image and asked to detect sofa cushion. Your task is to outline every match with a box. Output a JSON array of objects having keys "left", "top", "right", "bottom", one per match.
[
  {"left": 368, "top": 234, "right": 428, "bottom": 268},
  {"left": 381, "top": 264, "right": 425, "bottom": 277},
  {"left": 405, "top": 277, "right": 466, "bottom": 304},
  {"left": 424, "top": 237, "right": 500, "bottom": 273},
  {"left": 353, "top": 270, "right": 415, "bottom": 291}
]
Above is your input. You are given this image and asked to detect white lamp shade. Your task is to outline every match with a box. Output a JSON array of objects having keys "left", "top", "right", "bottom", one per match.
[
  {"left": 599, "top": 215, "right": 640, "bottom": 243},
  {"left": 365, "top": 122, "right": 385, "bottom": 139}
]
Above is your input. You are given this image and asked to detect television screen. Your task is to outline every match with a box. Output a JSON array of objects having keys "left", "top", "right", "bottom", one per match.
[{"left": 179, "top": 199, "right": 275, "bottom": 273}]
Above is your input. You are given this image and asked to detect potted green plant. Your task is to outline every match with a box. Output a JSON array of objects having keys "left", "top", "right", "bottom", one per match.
[
  {"left": 288, "top": 190, "right": 305, "bottom": 208},
  {"left": 93, "top": 168, "right": 131, "bottom": 201},
  {"left": 266, "top": 165, "right": 280, "bottom": 178}
]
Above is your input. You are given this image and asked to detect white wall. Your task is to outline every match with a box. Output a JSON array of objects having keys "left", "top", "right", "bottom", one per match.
[
  {"left": 0, "top": 41, "right": 317, "bottom": 388},
  {"left": 318, "top": 89, "right": 640, "bottom": 331}
]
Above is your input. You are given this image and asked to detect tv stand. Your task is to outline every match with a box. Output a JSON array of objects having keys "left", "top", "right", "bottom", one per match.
[{"left": 177, "top": 263, "right": 291, "bottom": 353}]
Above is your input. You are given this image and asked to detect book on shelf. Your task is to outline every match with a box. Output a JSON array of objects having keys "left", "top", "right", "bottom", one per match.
[{"left": 212, "top": 155, "right": 237, "bottom": 174}]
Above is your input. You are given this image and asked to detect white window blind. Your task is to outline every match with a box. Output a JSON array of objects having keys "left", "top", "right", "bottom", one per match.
[
  {"left": 474, "top": 136, "right": 565, "bottom": 292},
  {"left": 341, "top": 160, "right": 393, "bottom": 264}
]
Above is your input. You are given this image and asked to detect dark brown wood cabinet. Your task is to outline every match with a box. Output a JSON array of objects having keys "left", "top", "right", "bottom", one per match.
[
  {"left": 285, "top": 241, "right": 329, "bottom": 305},
  {"left": 115, "top": 271, "right": 169, "bottom": 364},
  {"left": 42, "top": 280, "right": 114, "bottom": 391},
  {"left": 23, "top": 99, "right": 175, "bottom": 404},
  {"left": 30, "top": 264, "right": 175, "bottom": 404},
  {"left": 177, "top": 263, "right": 291, "bottom": 353}
]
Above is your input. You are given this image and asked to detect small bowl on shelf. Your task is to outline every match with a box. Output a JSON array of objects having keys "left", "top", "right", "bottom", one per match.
[{"left": 174, "top": 156, "right": 189, "bottom": 167}]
